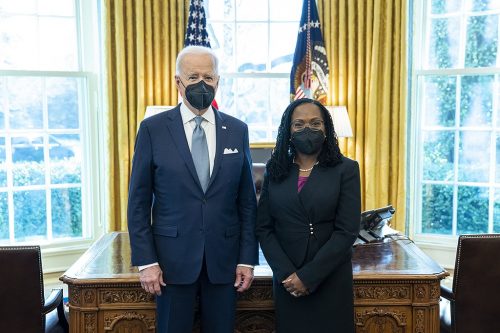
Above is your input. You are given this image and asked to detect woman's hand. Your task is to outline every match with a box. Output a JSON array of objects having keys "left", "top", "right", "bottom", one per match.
[{"left": 282, "top": 272, "right": 309, "bottom": 297}]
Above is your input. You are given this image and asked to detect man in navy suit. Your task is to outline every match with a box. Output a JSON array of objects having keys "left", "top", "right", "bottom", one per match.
[{"left": 127, "top": 45, "right": 259, "bottom": 333}]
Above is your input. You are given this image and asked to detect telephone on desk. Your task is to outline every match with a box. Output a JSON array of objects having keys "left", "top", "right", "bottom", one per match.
[{"left": 354, "top": 205, "right": 397, "bottom": 246}]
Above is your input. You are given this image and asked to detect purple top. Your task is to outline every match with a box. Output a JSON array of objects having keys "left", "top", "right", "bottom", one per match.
[{"left": 297, "top": 176, "right": 309, "bottom": 192}]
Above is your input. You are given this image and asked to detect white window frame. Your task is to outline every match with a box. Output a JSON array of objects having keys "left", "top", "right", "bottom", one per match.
[
  {"left": 409, "top": 0, "right": 500, "bottom": 268},
  {"left": 0, "top": 0, "right": 106, "bottom": 272}
]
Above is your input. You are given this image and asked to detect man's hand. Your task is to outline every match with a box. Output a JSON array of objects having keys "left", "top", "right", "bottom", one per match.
[
  {"left": 282, "top": 272, "right": 309, "bottom": 297},
  {"left": 140, "top": 265, "right": 166, "bottom": 296},
  {"left": 234, "top": 266, "right": 254, "bottom": 292}
]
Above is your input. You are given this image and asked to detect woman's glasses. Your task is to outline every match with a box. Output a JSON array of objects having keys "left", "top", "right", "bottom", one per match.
[{"left": 291, "top": 119, "right": 324, "bottom": 131}]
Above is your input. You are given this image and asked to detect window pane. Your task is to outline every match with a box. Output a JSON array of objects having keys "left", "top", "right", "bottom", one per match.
[
  {"left": 249, "top": 130, "right": 268, "bottom": 142},
  {"left": 421, "top": 184, "right": 453, "bottom": 234},
  {"left": 457, "top": 186, "right": 489, "bottom": 233},
  {"left": 215, "top": 77, "right": 235, "bottom": 116},
  {"left": 465, "top": 15, "right": 499, "bottom": 68},
  {"left": 39, "top": 17, "right": 78, "bottom": 71},
  {"left": 12, "top": 136, "right": 45, "bottom": 186},
  {"left": 0, "top": 192, "right": 8, "bottom": 240},
  {"left": 236, "top": 0, "right": 268, "bottom": 21},
  {"left": 423, "top": 131, "right": 455, "bottom": 181},
  {"left": 427, "top": 17, "right": 461, "bottom": 68},
  {"left": 431, "top": 0, "right": 462, "bottom": 14},
  {"left": 497, "top": 76, "right": 500, "bottom": 127},
  {"left": 422, "top": 76, "right": 456, "bottom": 127},
  {"left": 14, "top": 190, "right": 46, "bottom": 241},
  {"left": 465, "top": 0, "right": 500, "bottom": 11},
  {"left": 497, "top": 135, "right": 500, "bottom": 183},
  {"left": 269, "top": 78, "right": 290, "bottom": 128},
  {"left": 210, "top": 23, "right": 235, "bottom": 73},
  {"left": 270, "top": 0, "right": 302, "bottom": 21},
  {"left": 7, "top": 77, "right": 43, "bottom": 129},
  {"left": 0, "top": 78, "right": 6, "bottom": 128},
  {"left": 495, "top": 189, "right": 500, "bottom": 233},
  {"left": 0, "top": 15, "right": 38, "bottom": 69},
  {"left": 458, "top": 131, "right": 490, "bottom": 182},
  {"left": 47, "top": 77, "right": 80, "bottom": 129},
  {"left": 38, "top": 0, "right": 75, "bottom": 16},
  {"left": 235, "top": 78, "right": 270, "bottom": 124},
  {"left": 269, "top": 23, "right": 296, "bottom": 73},
  {"left": 51, "top": 187, "right": 81, "bottom": 238},
  {"left": 236, "top": 23, "right": 267, "bottom": 72},
  {"left": 0, "top": 0, "right": 37, "bottom": 14},
  {"left": 460, "top": 75, "right": 493, "bottom": 126},
  {"left": 0, "top": 137, "right": 6, "bottom": 187},
  {"left": 207, "top": 0, "right": 234, "bottom": 21},
  {"left": 49, "top": 134, "right": 81, "bottom": 184}
]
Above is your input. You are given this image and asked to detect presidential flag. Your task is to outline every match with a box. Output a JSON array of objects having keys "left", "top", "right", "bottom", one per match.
[
  {"left": 290, "top": 0, "right": 329, "bottom": 104},
  {"left": 184, "top": 0, "right": 211, "bottom": 47}
]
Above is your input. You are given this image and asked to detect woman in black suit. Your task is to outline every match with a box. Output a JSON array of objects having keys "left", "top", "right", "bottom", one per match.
[{"left": 256, "top": 98, "right": 361, "bottom": 333}]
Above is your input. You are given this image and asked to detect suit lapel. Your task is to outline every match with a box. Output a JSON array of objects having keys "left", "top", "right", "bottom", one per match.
[
  {"left": 207, "top": 109, "right": 227, "bottom": 190},
  {"left": 165, "top": 107, "right": 203, "bottom": 191},
  {"left": 279, "top": 167, "right": 308, "bottom": 214}
]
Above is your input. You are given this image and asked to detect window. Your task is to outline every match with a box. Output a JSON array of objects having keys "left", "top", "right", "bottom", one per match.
[
  {"left": 206, "top": 0, "right": 302, "bottom": 143},
  {"left": 410, "top": 0, "right": 500, "bottom": 253},
  {"left": 0, "top": 0, "right": 103, "bottom": 260}
]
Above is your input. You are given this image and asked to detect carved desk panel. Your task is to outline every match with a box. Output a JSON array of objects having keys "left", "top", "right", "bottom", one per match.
[{"left": 61, "top": 232, "right": 447, "bottom": 333}]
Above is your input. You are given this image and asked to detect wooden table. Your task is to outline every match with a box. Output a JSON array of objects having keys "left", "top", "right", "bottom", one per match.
[{"left": 61, "top": 232, "right": 447, "bottom": 333}]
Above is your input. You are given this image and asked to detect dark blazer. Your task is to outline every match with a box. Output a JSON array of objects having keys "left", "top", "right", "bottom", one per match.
[
  {"left": 127, "top": 104, "right": 258, "bottom": 285},
  {"left": 256, "top": 156, "right": 361, "bottom": 292}
]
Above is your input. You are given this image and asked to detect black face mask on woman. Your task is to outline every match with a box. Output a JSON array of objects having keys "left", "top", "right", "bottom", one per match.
[
  {"left": 291, "top": 128, "right": 326, "bottom": 155},
  {"left": 181, "top": 80, "right": 215, "bottom": 110}
]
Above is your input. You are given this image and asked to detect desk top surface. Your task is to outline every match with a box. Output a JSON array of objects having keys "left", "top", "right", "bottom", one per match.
[{"left": 61, "top": 232, "right": 447, "bottom": 284}]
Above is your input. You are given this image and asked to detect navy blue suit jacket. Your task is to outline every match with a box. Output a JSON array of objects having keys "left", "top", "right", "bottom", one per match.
[{"left": 127, "top": 105, "right": 258, "bottom": 284}]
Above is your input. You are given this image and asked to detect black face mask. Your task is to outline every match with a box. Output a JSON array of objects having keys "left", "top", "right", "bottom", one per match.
[
  {"left": 291, "top": 128, "right": 325, "bottom": 155},
  {"left": 181, "top": 80, "right": 215, "bottom": 110}
]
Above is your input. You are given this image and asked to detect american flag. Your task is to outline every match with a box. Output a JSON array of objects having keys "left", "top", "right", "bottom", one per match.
[
  {"left": 290, "top": 0, "right": 329, "bottom": 103},
  {"left": 183, "top": 0, "right": 219, "bottom": 109},
  {"left": 184, "top": 0, "right": 211, "bottom": 47}
]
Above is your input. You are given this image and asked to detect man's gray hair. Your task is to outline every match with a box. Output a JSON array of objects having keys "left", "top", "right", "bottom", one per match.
[{"left": 176, "top": 46, "right": 219, "bottom": 75}]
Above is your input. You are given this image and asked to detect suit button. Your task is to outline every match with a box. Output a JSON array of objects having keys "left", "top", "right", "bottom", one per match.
[
  {"left": 310, "top": 232, "right": 314, "bottom": 235},
  {"left": 202, "top": 199, "right": 207, "bottom": 204}
]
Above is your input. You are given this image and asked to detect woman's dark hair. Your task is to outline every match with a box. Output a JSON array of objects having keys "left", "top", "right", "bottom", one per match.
[{"left": 266, "top": 98, "right": 343, "bottom": 182}]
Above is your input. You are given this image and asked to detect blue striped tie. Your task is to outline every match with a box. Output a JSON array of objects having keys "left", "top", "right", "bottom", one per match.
[{"left": 191, "top": 116, "right": 210, "bottom": 192}]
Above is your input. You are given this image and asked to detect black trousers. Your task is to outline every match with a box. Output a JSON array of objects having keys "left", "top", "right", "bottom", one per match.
[{"left": 155, "top": 259, "right": 237, "bottom": 333}]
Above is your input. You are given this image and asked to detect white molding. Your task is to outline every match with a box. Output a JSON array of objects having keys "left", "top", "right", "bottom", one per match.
[
  {"left": 414, "top": 240, "right": 457, "bottom": 270},
  {"left": 41, "top": 242, "right": 95, "bottom": 273}
]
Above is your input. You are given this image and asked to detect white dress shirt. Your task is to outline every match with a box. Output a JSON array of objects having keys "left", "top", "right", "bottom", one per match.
[
  {"left": 180, "top": 102, "right": 216, "bottom": 176},
  {"left": 138, "top": 103, "right": 253, "bottom": 271}
]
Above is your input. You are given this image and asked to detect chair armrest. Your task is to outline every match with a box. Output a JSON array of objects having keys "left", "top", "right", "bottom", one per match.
[
  {"left": 44, "top": 288, "right": 69, "bottom": 332},
  {"left": 440, "top": 284, "right": 454, "bottom": 301},
  {"left": 43, "top": 288, "right": 64, "bottom": 315}
]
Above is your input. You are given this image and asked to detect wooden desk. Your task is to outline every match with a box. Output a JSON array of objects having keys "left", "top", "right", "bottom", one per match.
[{"left": 61, "top": 232, "right": 447, "bottom": 333}]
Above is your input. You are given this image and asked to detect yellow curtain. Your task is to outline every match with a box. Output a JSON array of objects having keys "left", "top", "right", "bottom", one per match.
[
  {"left": 318, "top": 0, "right": 407, "bottom": 231},
  {"left": 104, "top": 0, "right": 187, "bottom": 231}
]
